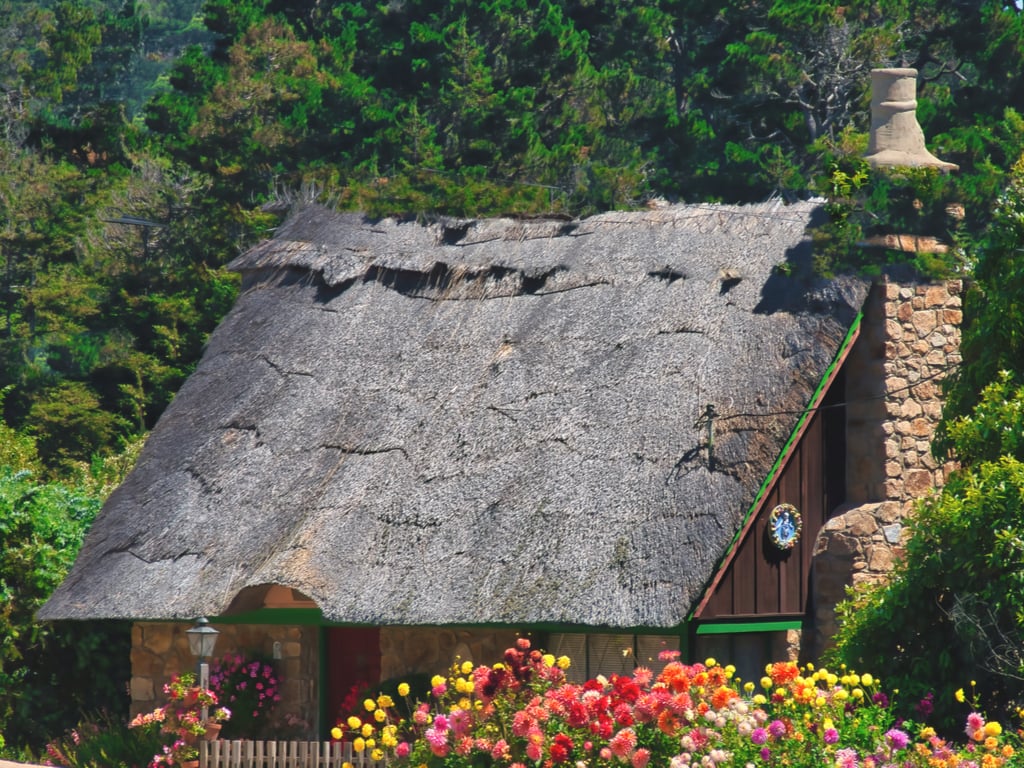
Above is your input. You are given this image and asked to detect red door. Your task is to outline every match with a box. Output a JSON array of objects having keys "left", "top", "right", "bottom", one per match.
[{"left": 324, "top": 627, "right": 381, "bottom": 734}]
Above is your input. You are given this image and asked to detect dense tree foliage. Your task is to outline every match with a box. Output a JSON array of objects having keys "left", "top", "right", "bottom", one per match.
[
  {"left": 0, "top": 466, "right": 130, "bottom": 753},
  {"left": 0, "top": 0, "right": 1022, "bottom": 478}
]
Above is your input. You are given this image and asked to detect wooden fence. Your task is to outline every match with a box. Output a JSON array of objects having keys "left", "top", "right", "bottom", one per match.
[{"left": 200, "top": 740, "right": 382, "bottom": 768}]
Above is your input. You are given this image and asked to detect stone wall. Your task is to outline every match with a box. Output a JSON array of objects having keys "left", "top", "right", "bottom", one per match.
[
  {"left": 131, "top": 622, "right": 319, "bottom": 737},
  {"left": 807, "top": 278, "right": 962, "bottom": 659}
]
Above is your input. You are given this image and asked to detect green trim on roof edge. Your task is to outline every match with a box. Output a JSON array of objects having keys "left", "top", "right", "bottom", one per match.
[
  {"left": 199, "top": 609, "right": 688, "bottom": 635},
  {"left": 689, "top": 309, "right": 865, "bottom": 621}
]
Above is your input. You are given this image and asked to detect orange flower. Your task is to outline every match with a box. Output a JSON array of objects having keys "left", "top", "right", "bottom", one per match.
[
  {"left": 711, "top": 686, "right": 738, "bottom": 710},
  {"left": 657, "top": 710, "right": 680, "bottom": 735},
  {"left": 769, "top": 662, "right": 799, "bottom": 686}
]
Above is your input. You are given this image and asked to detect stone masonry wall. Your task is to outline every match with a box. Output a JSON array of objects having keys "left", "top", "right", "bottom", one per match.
[
  {"left": 807, "top": 278, "right": 962, "bottom": 660},
  {"left": 131, "top": 622, "right": 319, "bottom": 738}
]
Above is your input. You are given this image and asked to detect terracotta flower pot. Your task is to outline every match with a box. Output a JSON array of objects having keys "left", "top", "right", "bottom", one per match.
[
  {"left": 204, "top": 722, "right": 223, "bottom": 740},
  {"left": 180, "top": 761, "right": 199, "bottom": 768}
]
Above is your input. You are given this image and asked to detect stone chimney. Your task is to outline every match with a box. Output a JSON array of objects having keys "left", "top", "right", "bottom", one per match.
[{"left": 863, "top": 68, "right": 957, "bottom": 171}]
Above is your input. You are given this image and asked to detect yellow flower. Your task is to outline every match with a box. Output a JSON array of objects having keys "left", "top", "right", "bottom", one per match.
[
  {"left": 919, "top": 727, "right": 936, "bottom": 740},
  {"left": 542, "top": 654, "right": 556, "bottom": 667},
  {"left": 353, "top": 738, "right": 366, "bottom": 753},
  {"left": 725, "top": 665, "right": 736, "bottom": 678},
  {"left": 365, "top": 739, "right": 376, "bottom": 749},
  {"left": 377, "top": 694, "right": 395, "bottom": 709},
  {"left": 343, "top": 763, "right": 353, "bottom": 768},
  {"left": 834, "top": 689, "right": 849, "bottom": 702},
  {"left": 458, "top": 697, "right": 472, "bottom": 711},
  {"left": 493, "top": 663, "right": 505, "bottom": 671},
  {"left": 398, "top": 682, "right": 411, "bottom": 697},
  {"left": 363, "top": 698, "right": 376, "bottom": 712},
  {"left": 984, "top": 736, "right": 999, "bottom": 751},
  {"left": 557, "top": 656, "right": 571, "bottom": 670},
  {"left": 743, "top": 682, "right": 755, "bottom": 694},
  {"left": 814, "top": 697, "right": 826, "bottom": 708},
  {"left": 955, "top": 688, "right": 966, "bottom": 703},
  {"left": 331, "top": 727, "right": 343, "bottom": 740},
  {"left": 460, "top": 660, "right": 474, "bottom": 675},
  {"left": 861, "top": 674, "right": 873, "bottom": 687},
  {"left": 704, "top": 657, "right": 716, "bottom": 667},
  {"left": 752, "top": 694, "right": 767, "bottom": 705},
  {"left": 823, "top": 718, "right": 835, "bottom": 731},
  {"left": 852, "top": 688, "right": 864, "bottom": 700},
  {"left": 431, "top": 674, "right": 446, "bottom": 688},
  {"left": 373, "top": 709, "right": 386, "bottom": 723},
  {"left": 381, "top": 732, "right": 398, "bottom": 748},
  {"left": 760, "top": 676, "right": 773, "bottom": 690},
  {"left": 984, "top": 721, "right": 1002, "bottom": 737},
  {"left": 361, "top": 724, "right": 374, "bottom": 738},
  {"left": 455, "top": 677, "right": 472, "bottom": 694},
  {"left": 826, "top": 673, "right": 838, "bottom": 687},
  {"left": 347, "top": 716, "right": 362, "bottom": 729},
  {"left": 371, "top": 749, "right": 384, "bottom": 761}
]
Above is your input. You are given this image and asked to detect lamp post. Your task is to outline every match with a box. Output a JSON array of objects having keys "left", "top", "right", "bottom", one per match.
[{"left": 186, "top": 617, "right": 219, "bottom": 722}]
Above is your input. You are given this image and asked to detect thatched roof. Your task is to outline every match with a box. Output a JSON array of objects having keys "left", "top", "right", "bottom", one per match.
[{"left": 40, "top": 201, "right": 868, "bottom": 628}]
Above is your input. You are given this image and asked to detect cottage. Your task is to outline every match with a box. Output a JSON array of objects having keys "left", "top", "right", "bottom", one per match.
[{"left": 37, "top": 190, "right": 961, "bottom": 737}]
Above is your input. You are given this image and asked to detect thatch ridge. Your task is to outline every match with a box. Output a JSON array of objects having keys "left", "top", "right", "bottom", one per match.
[{"left": 40, "top": 201, "right": 868, "bottom": 628}]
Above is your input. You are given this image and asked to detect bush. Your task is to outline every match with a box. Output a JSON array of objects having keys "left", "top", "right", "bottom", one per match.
[
  {"left": 43, "top": 711, "right": 166, "bottom": 768},
  {"left": 208, "top": 653, "right": 280, "bottom": 739}
]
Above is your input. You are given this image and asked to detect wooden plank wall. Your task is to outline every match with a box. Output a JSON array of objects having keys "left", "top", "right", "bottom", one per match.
[{"left": 697, "top": 370, "right": 846, "bottom": 620}]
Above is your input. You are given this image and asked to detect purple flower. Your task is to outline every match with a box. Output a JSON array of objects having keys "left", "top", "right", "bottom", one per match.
[
  {"left": 824, "top": 728, "right": 839, "bottom": 744},
  {"left": 885, "top": 728, "right": 909, "bottom": 751},
  {"left": 750, "top": 728, "right": 768, "bottom": 745},
  {"left": 759, "top": 747, "right": 771, "bottom": 761},
  {"left": 916, "top": 692, "right": 934, "bottom": 719},
  {"left": 872, "top": 692, "right": 889, "bottom": 708},
  {"left": 768, "top": 719, "right": 786, "bottom": 739}
]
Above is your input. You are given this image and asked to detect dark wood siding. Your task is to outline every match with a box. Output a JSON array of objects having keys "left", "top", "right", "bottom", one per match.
[{"left": 696, "top": 370, "right": 846, "bottom": 620}]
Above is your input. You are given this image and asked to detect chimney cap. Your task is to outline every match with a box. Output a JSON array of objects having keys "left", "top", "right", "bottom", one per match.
[{"left": 864, "top": 68, "right": 957, "bottom": 172}]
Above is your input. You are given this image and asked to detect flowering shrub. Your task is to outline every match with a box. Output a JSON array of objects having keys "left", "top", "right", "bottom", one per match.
[
  {"left": 209, "top": 653, "right": 280, "bottom": 738},
  {"left": 43, "top": 711, "right": 166, "bottom": 768},
  {"left": 128, "top": 672, "right": 230, "bottom": 767},
  {"left": 334, "top": 638, "right": 1022, "bottom": 768}
]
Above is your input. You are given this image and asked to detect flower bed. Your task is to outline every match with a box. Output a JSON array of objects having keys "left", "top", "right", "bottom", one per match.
[{"left": 333, "top": 639, "right": 1020, "bottom": 768}]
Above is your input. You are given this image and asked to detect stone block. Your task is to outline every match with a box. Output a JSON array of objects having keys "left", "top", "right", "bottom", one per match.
[
  {"left": 900, "top": 399, "right": 923, "bottom": 419},
  {"left": 943, "top": 309, "right": 963, "bottom": 325},
  {"left": 924, "top": 285, "right": 951, "bottom": 306},
  {"left": 131, "top": 676, "right": 156, "bottom": 703},
  {"left": 910, "top": 418, "right": 933, "bottom": 437},
  {"left": 904, "top": 469, "right": 934, "bottom": 497},
  {"left": 846, "top": 510, "right": 879, "bottom": 537},
  {"left": 142, "top": 623, "right": 174, "bottom": 654},
  {"left": 911, "top": 311, "right": 938, "bottom": 335},
  {"left": 882, "top": 523, "right": 903, "bottom": 544},
  {"left": 875, "top": 501, "right": 903, "bottom": 523}
]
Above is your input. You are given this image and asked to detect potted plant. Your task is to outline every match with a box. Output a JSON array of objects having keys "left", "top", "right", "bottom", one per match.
[{"left": 130, "top": 672, "right": 231, "bottom": 767}]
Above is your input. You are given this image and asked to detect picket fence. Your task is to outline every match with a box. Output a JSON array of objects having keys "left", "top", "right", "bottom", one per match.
[{"left": 199, "top": 740, "right": 382, "bottom": 768}]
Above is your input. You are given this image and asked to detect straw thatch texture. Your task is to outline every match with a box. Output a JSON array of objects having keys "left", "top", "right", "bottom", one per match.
[{"left": 40, "top": 201, "right": 868, "bottom": 628}]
